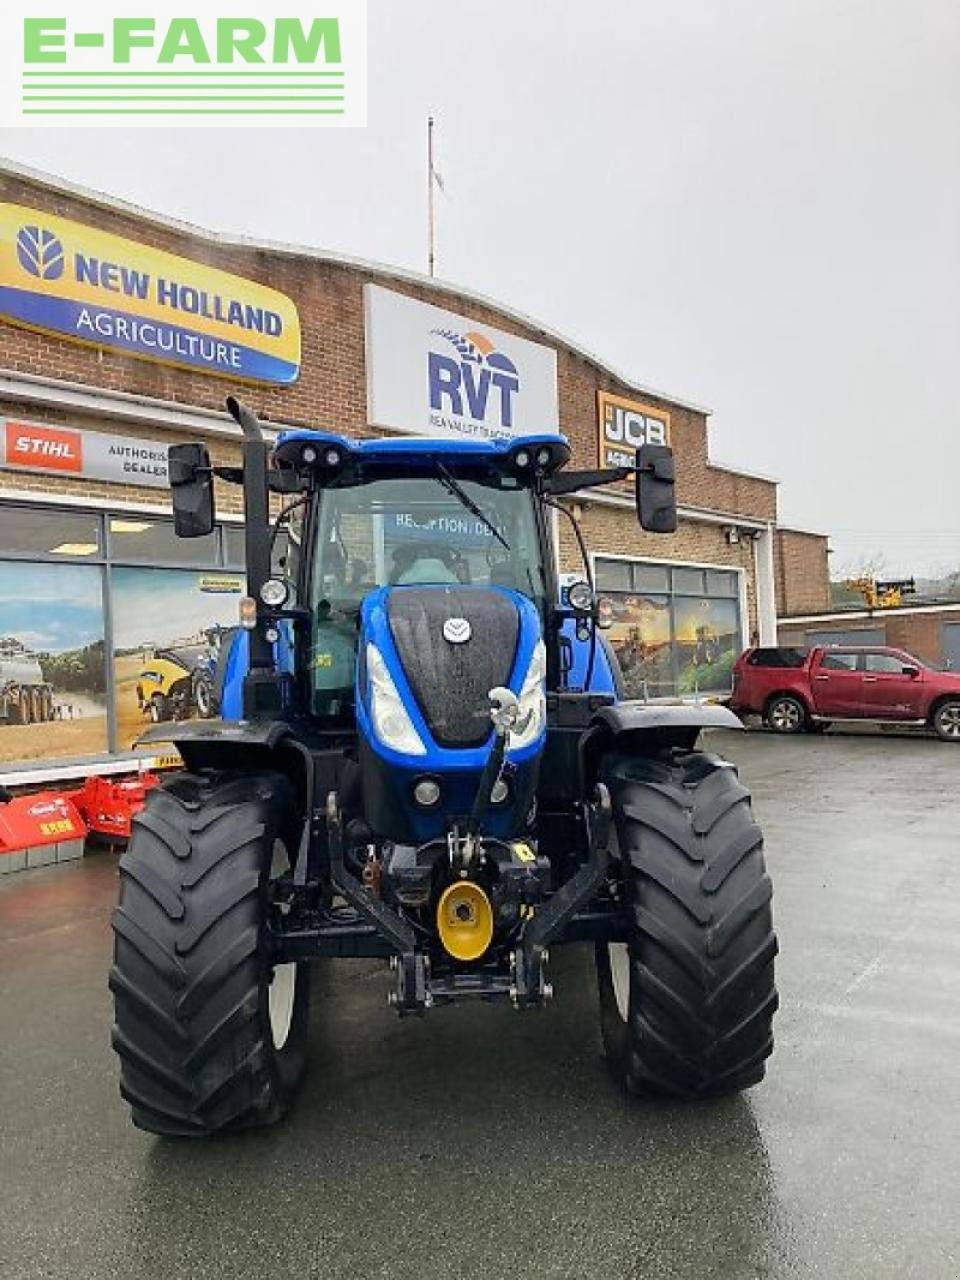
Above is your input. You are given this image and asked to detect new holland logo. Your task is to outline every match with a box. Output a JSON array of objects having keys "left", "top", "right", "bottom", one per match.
[
  {"left": 0, "top": 202, "right": 302, "bottom": 384},
  {"left": 442, "top": 617, "right": 472, "bottom": 645},
  {"left": 428, "top": 328, "right": 520, "bottom": 436},
  {"left": 17, "top": 226, "right": 65, "bottom": 281}
]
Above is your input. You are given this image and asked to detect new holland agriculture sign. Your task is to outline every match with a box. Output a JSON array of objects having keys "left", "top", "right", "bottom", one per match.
[
  {"left": 365, "top": 285, "right": 560, "bottom": 442},
  {"left": 0, "top": 204, "right": 302, "bottom": 383},
  {"left": 0, "top": 3, "right": 366, "bottom": 128}
]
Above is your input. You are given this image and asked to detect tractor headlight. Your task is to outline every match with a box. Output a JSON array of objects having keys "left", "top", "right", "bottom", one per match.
[
  {"left": 259, "top": 578, "right": 289, "bottom": 608},
  {"left": 366, "top": 645, "right": 426, "bottom": 757},
  {"left": 510, "top": 640, "right": 546, "bottom": 752}
]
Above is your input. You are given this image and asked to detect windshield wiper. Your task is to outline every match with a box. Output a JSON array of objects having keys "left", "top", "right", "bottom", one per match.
[{"left": 435, "top": 463, "right": 511, "bottom": 552}]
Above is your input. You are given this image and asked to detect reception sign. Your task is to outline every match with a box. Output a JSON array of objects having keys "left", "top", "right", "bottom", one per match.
[{"left": 0, "top": 204, "right": 301, "bottom": 383}]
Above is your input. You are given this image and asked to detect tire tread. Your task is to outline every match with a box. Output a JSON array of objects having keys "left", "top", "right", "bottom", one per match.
[{"left": 600, "top": 749, "right": 777, "bottom": 1099}]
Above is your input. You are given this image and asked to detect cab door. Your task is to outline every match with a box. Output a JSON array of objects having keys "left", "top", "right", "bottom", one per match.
[
  {"left": 810, "top": 650, "right": 863, "bottom": 716},
  {"left": 861, "top": 650, "right": 925, "bottom": 720}
]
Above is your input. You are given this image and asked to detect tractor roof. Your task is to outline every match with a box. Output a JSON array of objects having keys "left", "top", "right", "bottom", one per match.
[{"left": 276, "top": 429, "right": 569, "bottom": 462}]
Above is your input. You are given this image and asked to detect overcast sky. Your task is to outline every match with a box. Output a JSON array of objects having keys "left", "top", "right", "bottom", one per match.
[{"left": 2, "top": 0, "right": 958, "bottom": 576}]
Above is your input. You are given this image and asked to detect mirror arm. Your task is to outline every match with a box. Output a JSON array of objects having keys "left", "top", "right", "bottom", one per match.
[{"left": 546, "top": 467, "right": 631, "bottom": 496}]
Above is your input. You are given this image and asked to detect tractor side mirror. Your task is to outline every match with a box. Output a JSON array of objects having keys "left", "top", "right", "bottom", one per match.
[
  {"left": 636, "top": 444, "right": 677, "bottom": 534},
  {"left": 169, "top": 442, "right": 215, "bottom": 538}
]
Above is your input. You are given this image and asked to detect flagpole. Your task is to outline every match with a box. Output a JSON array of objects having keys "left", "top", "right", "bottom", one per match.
[{"left": 427, "top": 115, "right": 436, "bottom": 277}]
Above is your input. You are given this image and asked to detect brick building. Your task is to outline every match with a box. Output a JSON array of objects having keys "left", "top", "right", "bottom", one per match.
[
  {"left": 0, "top": 158, "right": 828, "bottom": 784},
  {"left": 777, "top": 603, "right": 960, "bottom": 670}
]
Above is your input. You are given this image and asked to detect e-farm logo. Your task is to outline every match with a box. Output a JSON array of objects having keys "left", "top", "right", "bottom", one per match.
[{"left": 0, "top": 2, "right": 366, "bottom": 128}]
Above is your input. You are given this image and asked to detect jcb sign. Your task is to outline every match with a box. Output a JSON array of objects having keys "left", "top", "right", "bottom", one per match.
[{"left": 598, "top": 391, "right": 671, "bottom": 471}]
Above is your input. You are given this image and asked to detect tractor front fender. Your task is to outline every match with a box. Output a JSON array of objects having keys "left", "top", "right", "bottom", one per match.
[
  {"left": 137, "top": 718, "right": 294, "bottom": 774},
  {"left": 581, "top": 700, "right": 742, "bottom": 782},
  {"left": 592, "top": 701, "right": 743, "bottom": 736}
]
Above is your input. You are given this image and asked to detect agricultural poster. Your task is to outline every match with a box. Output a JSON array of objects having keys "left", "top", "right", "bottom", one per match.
[
  {"left": 606, "top": 592, "right": 739, "bottom": 698},
  {"left": 0, "top": 561, "right": 107, "bottom": 764},
  {"left": 111, "top": 567, "right": 243, "bottom": 750},
  {"left": 674, "top": 597, "right": 739, "bottom": 695}
]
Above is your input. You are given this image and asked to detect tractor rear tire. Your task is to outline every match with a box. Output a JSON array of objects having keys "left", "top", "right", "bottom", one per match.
[
  {"left": 110, "top": 770, "right": 310, "bottom": 1136},
  {"left": 596, "top": 749, "right": 777, "bottom": 1099}
]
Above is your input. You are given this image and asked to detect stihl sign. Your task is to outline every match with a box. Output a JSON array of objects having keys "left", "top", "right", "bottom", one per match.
[
  {"left": 0, "top": 418, "right": 171, "bottom": 488},
  {"left": 6, "top": 423, "right": 81, "bottom": 472}
]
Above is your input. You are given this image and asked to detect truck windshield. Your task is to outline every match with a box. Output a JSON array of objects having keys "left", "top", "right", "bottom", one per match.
[{"left": 308, "top": 473, "right": 545, "bottom": 717}]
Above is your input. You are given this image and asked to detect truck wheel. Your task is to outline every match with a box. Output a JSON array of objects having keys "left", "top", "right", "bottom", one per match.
[
  {"left": 110, "top": 770, "right": 310, "bottom": 1136},
  {"left": 765, "top": 694, "right": 807, "bottom": 734},
  {"left": 596, "top": 750, "right": 777, "bottom": 1098},
  {"left": 932, "top": 699, "right": 960, "bottom": 742}
]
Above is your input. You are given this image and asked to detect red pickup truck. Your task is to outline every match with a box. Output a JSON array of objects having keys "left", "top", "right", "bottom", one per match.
[{"left": 730, "top": 645, "right": 960, "bottom": 741}]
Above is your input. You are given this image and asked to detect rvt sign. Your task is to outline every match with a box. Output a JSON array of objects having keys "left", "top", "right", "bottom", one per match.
[
  {"left": 427, "top": 328, "right": 520, "bottom": 433},
  {"left": 364, "top": 284, "right": 559, "bottom": 442}
]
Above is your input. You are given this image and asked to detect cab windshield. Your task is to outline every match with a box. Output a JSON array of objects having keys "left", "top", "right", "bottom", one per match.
[{"left": 308, "top": 472, "right": 545, "bottom": 717}]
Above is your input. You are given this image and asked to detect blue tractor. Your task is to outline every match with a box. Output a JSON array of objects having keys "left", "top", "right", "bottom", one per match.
[{"left": 110, "top": 397, "right": 777, "bottom": 1136}]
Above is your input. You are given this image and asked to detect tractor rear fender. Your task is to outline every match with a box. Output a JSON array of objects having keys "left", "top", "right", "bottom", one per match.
[{"left": 580, "top": 700, "right": 742, "bottom": 785}]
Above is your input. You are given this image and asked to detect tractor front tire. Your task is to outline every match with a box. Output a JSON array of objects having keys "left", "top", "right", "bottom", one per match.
[
  {"left": 597, "top": 750, "right": 777, "bottom": 1099},
  {"left": 110, "top": 770, "right": 310, "bottom": 1136}
]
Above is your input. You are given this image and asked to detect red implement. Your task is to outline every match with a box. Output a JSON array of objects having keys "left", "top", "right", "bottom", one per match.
[
  {"left": 0, "top": 789, "right": 86, "bottom": 856},
  {"left": 67, "top": 772, "right": 161, "bottom": 841}
]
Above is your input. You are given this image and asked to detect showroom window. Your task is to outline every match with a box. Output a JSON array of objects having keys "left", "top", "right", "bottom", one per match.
[
  {"left": 0, "top": 500, "right": 245, "bottom": 771},
  {"left": 594, "top": 557, "right": 743, "bottom": 698}
]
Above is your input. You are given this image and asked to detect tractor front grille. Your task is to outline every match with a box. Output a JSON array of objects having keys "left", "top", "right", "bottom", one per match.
[{"left": 387, "top": 587, "right": 519, "bottom": 748}]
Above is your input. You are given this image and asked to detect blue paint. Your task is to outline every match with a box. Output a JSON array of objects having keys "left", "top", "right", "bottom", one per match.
[{"left": 277, "top": 428, "right": 568, "bottom": 461}]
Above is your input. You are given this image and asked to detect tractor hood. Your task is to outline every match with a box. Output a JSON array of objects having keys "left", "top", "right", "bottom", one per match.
[
  {"left": 357, "top": 584, "right": 545, "bottom": 768},
  {"left": 355, "top": 584, "right": 546, "bottom": 842}
]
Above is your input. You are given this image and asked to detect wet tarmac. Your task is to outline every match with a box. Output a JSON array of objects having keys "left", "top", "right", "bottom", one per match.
[{"left": 1, "top": 728, "right": 958, "bottom": 1279}]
